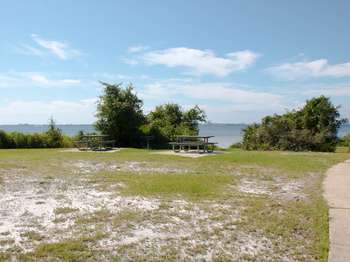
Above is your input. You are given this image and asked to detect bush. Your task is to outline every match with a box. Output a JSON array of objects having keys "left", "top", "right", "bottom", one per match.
[
  {"left": 242, "top": 96, "right": 347, "bottom": 152},
  {"left": 45, "top": 118, "right": 64, "bottom": 148},
  {"left": 0, "top": 119, "right": 72, "bottom": 149},
  {"left": 338, "top": 133, "right": 350, "bottom": 152},
  {"left": 30, "top": 133, "right": 48, "bottom": 148},
  {"left": 0, "top": 130, "right": 14, "bottom": 148},
  {"left": 229, "top": 142, "right": 242, "bottom": 149}
]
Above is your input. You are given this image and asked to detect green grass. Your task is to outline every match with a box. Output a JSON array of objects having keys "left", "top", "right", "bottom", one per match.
[
  {"left": 28, "top": 240, "right": 92, "bottom": 262},
  {"left": 96, "top": 172, "right": 234, "bottom": 199}
]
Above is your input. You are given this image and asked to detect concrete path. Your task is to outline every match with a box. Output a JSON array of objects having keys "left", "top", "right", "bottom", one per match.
[{"left": 324, "top": 159, "right": 350, "bottom": 262}]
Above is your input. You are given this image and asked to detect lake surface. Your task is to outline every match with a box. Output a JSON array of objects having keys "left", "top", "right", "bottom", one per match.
[{"left": 0, "top": 123, "right": 349, "bottom": 148}]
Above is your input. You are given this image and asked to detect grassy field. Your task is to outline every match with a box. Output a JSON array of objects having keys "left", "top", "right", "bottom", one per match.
[{"left": 0, "top": 148, "right": 349, "bottom": 261}]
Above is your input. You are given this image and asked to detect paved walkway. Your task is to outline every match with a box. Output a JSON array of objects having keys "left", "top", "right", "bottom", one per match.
[{"left": 324, "top": 159, "right": 350, "bottom": 262}]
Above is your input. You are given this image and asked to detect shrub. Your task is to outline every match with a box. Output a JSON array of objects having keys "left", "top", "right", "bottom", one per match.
[
  {"left": 0, "top": 119, "right": 71, "bottom": 149},
  {"left": 27, "top": 133, "right": 47, "bottom": 148},
  {"left": 0, "top": 130, "right": 14, "bottom": 148},
  {"left": 229, "top": 142, "right": 242, "bottom": 149},
  {"left": 45, "top": 118, "right": 64, "bottom": 148},
  {"left": 242, "top": 96, "right": 347, "bottom": 152}
]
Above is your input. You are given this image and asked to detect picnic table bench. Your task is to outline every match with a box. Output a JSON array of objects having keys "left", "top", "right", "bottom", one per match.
[
  {"left": 74, "top": 135, "right": 116, "bottom": 151},
  {"left": 169, "top": 135, "right": 217, "bottom": 153}
]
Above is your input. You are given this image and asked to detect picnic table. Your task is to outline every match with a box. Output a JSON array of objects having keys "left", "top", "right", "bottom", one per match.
[
  {"left": 74, "top": 135, "right": 115, "bottom": 151},
  {"left": 169, "top": 135, "right": 217, "bottom": 153}
]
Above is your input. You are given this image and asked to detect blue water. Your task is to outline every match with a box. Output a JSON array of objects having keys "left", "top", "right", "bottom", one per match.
[{"left": 0, "top": 123, "right": 349, "bottom": 148}]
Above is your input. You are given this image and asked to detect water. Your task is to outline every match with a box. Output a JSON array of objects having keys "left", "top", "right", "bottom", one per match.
[
  {"left": 0, "top": 123, "right": 349, "bottom": 148},
  {"left": 199, "top": 123, "right": 247, "bottom": 148}
]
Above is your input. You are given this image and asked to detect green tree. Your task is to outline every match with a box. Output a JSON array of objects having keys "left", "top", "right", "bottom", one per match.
[
  {"left": 300, "top": 96, "right": 346, "bottom": 151},
  {"left": 45, "top": 118, "right": 64, "bottom": 148},
  {"left": 242, "top": 96, "right": 347, "bottom": 152},
  {"left": 146, "top": 103, "right": 206, "bottom": 147},
  {"left": 95, "top": 82, "right": 145, "bottom": 147}
]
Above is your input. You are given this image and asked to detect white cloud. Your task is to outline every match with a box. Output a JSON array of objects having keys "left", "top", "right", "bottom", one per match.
[
  {"left": 0, "top": 72, "right": 81, "bottom": 88},
  {"left": 267, "top": 59, "right": 350, "bottom": 80},
  {"left": 141, "top": 48, "right": 259, "bottom": 77},
  {"left": 21, "top": 34, "right": 82, "bottom": 60},
  {"left": 0, "top": 99, "right": 97, "bottom": 124},
  {"left": 138, "top": 81, "right": 287, "bottom": 123},
  {"left": 127, "top": 45, "right": 149, "bottom": 53},
  {"left": 140, "top": 82, "right": 284, "bottom": 111}
]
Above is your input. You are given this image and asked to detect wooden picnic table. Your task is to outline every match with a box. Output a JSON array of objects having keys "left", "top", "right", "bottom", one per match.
[
  {"left": 74, "top": 135, "right": 115, "bottom": 151},
  {"left": 169, "top": 135, "right": 217, "bottom": 153}
]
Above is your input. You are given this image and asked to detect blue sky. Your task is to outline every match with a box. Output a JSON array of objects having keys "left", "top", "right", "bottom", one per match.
[{"left": 1, "top": 0, "right": 350, "bottom": 124}]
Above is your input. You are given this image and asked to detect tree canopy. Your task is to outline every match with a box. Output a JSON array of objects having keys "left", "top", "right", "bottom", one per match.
[
  {"left": 242, "top": 96, "right": 347, "bottom": 152},
  {"left": 143, "top": 103, "right": 206, "bottom": 147},
  {"left": 95, "top": 82, "right": 145, "bottom": 147}
]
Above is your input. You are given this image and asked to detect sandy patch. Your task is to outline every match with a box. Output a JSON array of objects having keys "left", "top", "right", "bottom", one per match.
[
  {"left": 154, "top": 150, "right": 226, "bottom": 158},
  {"left": 0, "top": 171, "right": 159, "bottom": 252},
  {"left": 68, "top": 160, "right": 189, "bottom": 174},
  {"left": 239, "top": 180, "right": 272, "bottom": 195},
  {"left": 61, "top": 148, "right": 121, "bottom": 153},
  {"left": 238, "top": 178, "right": 306, "bottom": 200},
  {"left": 94, "top": 199, "right": 276, "bottom": 260}
]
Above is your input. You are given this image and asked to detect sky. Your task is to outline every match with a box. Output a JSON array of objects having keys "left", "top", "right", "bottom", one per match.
[{"left": 1, "top": 0, "right": 350, "bottom": 124}]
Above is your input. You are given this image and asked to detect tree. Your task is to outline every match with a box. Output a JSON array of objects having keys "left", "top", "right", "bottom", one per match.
[
  {"left": 45, "top": 118, "right": 64, "bottom": 148},
  {"left": 146, "top": 103, "right": 206, "bottom": 147},
  {"left": 242, "top": 96, "right": 347, "bottom": 152},
  {"left": 95, "top": 82, "right": 145, "bottom": 147}
]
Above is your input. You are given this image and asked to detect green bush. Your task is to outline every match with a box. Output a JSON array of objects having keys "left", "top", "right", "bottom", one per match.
[
  {"left": 242, "top": 96, "right": 347, "bottom": 152},
  {"left": 28, "top": 133, "right": 47, "bottom": 148},
  {"left": 229, "top": 142, "right": 242, "bottom": 149},
  {"left": 339, "top": 133, "right": 350, "bottom": 152},
  {"left": 0, "top": 130, "right": 14, "bottom": 148},
  {"left": 44, "top": 118, "right": 64, "bottom": 148},
  {"left": 0, "top": 119, "right": 73, "bottom": 149}
]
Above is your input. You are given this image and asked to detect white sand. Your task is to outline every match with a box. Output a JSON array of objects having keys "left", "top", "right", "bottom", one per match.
[{"left": 153, "top": 150, "right": 226, "bottom": 158}]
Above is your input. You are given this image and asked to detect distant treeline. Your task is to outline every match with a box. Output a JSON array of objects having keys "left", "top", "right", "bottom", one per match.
[{"left": 338, "top": 133, "right": 350, "bottom": 149}]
